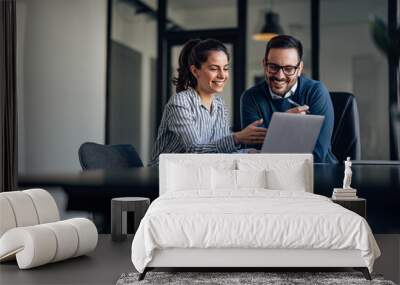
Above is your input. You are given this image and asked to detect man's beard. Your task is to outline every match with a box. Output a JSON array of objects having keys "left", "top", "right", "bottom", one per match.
[{"left": 266, "top": 76, "right": 293, "bottom": 96}]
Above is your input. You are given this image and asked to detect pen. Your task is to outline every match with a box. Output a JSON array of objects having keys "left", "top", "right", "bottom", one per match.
[
  {"left": 255, "top": 102, "right": 263, "bottom": 121},
  {"left": 287, "top": 98, "right": 310, "bottom": 114}
]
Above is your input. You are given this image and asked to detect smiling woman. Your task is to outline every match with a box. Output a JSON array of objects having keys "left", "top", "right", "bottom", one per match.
[
  {"left": 148, "top": 39, "right": 267, "bottom": 166},
  {"left": 189, "top": 49, "right": 230, "bottom": 110}
]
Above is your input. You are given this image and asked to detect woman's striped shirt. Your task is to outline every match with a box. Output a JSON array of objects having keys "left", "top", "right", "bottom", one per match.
[{"left": 149, "top": 88, "right": 238, "bottom": 166}]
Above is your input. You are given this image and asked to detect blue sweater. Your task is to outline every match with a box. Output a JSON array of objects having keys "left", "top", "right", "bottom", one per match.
[{"left": 240, "top": 76, "right": 337, "bottom": 163}]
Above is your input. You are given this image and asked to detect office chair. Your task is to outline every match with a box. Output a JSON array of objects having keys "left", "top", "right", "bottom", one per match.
[
  {"left": 77, "top": 142, "right": 143, "bottom": 233},
  {"left": 330, "top": 92, "right": 361, "bottom": 163},
  {"left": 78, "top": 142, "right": 143, "bottom": 170}
]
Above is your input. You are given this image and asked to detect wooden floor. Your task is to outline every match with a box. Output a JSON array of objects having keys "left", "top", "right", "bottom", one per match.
[{"left": 0, "top": 235, "right": 398, "bottom": 284}]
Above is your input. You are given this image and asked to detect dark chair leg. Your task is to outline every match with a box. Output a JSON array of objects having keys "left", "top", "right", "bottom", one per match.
[{"left": 354, "top": 267, "right": 371, "bottom": 280}]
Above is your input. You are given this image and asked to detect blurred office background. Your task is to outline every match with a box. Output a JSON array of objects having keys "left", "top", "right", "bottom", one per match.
[{"left": 15, "top": 0, "right": 397, "bottom": 175}]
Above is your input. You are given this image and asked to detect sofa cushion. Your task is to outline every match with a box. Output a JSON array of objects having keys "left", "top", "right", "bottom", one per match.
[
  {"left": 0, "top": 196, "right": 17, "bottom": 237},
  {"left": 0, "top": 218, "right": 97, "bottom": 269}
]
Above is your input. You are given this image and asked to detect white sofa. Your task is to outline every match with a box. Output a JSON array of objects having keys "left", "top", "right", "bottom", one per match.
[{"left": 0, "top": 188, "right": 98, "bottom": 269}]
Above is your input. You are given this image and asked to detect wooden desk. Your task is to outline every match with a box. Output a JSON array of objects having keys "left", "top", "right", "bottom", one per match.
[{"left": 18, "top": 164, "right": 400, "bottom": 234}]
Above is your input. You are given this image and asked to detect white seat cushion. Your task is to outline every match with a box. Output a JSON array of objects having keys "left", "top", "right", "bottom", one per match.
[
  {"left": 42, "top": 221, "right": 79, "bottom": 262},
  {"left": 0, "top": 188, "right": 97, "bottom": 269},
  {"left": 1, "top": 191, "right": 39, "bottom": 227},
  {"left": 0, "top": 196, "right": 17, "bottom": 237},
  {"left": 64, "top": 218, "right": 98, "bottom": 257},
  {"left": 23, "top": 189, "right": 60, "bottom": 223},
  {"left": 0, "top": 225, "right": 57, "bottom": 268},
  {"left": 0, "top": 218, "right": 97, "bottom": 269},
  {"left": 0, "top": 189, "right": 60, "bottom": 237}
]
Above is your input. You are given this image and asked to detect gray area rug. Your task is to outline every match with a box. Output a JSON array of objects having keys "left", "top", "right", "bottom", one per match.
[{"left": 116, "top": 271, "right": 396, "bottom": 285}]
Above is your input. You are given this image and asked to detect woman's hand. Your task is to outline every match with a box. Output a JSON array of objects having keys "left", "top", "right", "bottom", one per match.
[{"left": 233, "top": 119, "right": 267, "bottom": 145}]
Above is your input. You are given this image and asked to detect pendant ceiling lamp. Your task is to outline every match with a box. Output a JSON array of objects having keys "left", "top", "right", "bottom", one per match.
[{"left": 253, "top": 11, "right": 284, "bottom": 42}]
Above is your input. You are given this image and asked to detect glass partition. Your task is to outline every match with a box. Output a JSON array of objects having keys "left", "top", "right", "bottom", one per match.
[
  {"left": 320, "top": 0, "right": 389, "bottom": 160},
  {"left": 109, "top": 0, "right": 158, "bottom": 164}
]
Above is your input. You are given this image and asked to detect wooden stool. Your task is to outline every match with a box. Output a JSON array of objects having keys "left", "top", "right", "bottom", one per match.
[{"left": 111, "top": 197, "right": 150, "bottom": 242}]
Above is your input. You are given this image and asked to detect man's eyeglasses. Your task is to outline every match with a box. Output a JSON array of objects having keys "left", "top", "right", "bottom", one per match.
[{"left": 265, "top": 62, "right": 301, "bottom": 76}]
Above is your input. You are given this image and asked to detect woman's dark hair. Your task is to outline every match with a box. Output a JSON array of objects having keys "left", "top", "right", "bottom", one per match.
[
  {"left": 172, "top": 38, "right": 229, "bottom": 93},
  {"left": 264, "top": 35, "right": 303, "bottom": 61}
]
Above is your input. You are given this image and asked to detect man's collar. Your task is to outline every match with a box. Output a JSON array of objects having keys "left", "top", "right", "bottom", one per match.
[{"left": 268, "top": 81, "right": 298, "bottom": 100}]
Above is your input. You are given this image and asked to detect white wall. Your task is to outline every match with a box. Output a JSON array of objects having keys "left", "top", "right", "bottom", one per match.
[{"left": 17, "top": 0, "right": 107, "bottom": 174}]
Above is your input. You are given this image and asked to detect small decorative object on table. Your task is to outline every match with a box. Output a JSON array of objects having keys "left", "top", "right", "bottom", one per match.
[
  {"left": 332, "top": 157, "right": 366, "bottom": 218},
  {"left": 111, "top": 197, "right": 150, "bottom": 242},
  {"left": 332, "top": 157, "right": 358, "bottom": 200}
]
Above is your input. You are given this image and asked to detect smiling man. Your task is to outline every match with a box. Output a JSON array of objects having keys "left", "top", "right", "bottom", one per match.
[{"left": 240, "top": 35, "right": 337, "bottom": 163}]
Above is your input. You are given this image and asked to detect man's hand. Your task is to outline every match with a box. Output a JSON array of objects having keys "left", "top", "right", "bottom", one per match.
[
  {"left": 286, "top": 105, "right": 309, "bottom": 115},
  {"left": 233, "top": 119, "right": 267, "bottom": 145}
]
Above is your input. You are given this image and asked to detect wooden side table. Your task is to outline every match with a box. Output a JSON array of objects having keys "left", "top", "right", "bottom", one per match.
[
  {"left": 332, "top": 198, "right": 366, "bottom": 218},
  {"left": 111, "top": 197, "right": 150, "bottom": 242}
]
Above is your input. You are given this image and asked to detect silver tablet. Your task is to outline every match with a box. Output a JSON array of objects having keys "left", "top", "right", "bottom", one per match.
[{"left": 261, "top": 112, "right": 324, "bottom": 154}]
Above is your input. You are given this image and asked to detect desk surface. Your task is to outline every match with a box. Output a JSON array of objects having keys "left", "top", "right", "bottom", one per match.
[
  {"left": 0, "top": 235, "right": 133, "bottom": 285},
  {"left": 18, "top": 164, "right": 400, "bottom": 234}
]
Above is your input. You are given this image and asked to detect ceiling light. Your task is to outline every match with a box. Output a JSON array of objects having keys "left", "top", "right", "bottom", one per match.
[{"left": 253, "top": 11, "right": 284, "bottom": 42}]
